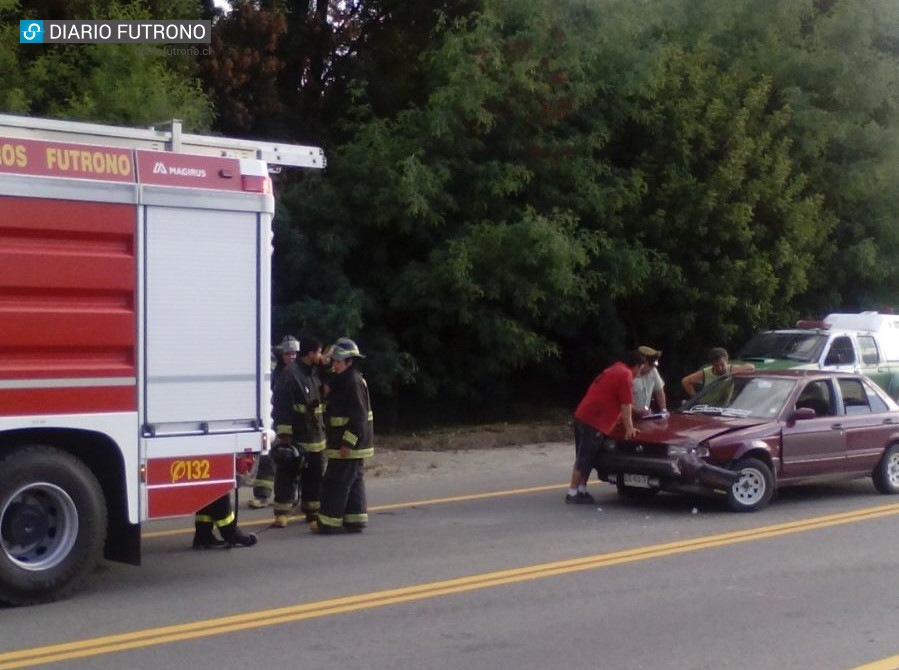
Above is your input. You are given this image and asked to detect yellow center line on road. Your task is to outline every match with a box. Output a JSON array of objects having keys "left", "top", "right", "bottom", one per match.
[
  {"left": 2, "top": 502, "right": 898, "bottom": 669},
  {"left": 143, "top": 483, "right": 569, "bottom": 538},
  {"left": 851, "top": 656, "right": 899, "bottom": 670}
]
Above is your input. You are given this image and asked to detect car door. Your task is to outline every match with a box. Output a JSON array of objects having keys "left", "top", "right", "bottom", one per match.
[
  {"left": 780, "top": 379, "right": 847, "bottom": 479},
  {"left": 857, "top": 334, "right": 893, "bottom": 395},
  {"left": 836, "top": 376, "right": 898, "bottom": 474},
  {"left": 821, "top": 335, "right": 858, "bottom": 373}
]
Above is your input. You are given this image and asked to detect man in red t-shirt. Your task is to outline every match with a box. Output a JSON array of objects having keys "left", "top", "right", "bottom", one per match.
[{"left": 567, "top": 350, "right": 645, "bottom": 504}]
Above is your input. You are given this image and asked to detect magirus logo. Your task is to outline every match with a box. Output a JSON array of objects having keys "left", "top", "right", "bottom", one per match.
[{"left": 152, "top": 161, "right": 207, "bottom": 178}]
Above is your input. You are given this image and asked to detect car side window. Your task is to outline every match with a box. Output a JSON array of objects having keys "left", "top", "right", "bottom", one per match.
[
  {"left": 795, "top": 380, "right": 834, "bottom": 416},
  {"left": 858, "top": 335, "right": 880, "bottom": 365},
  {"left": 838, "top": 378, "right": 872, "bottom": 414},
  {"left": 824, "top": 336, "right": 855, "bottom": 365},
  {"left": 862, "top": 380, "right": 889, "bottom": 413}
]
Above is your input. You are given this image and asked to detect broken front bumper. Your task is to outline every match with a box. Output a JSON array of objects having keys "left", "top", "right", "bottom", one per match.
[{"left": 596, "top": 451, "right": 740, "bottom": 490}]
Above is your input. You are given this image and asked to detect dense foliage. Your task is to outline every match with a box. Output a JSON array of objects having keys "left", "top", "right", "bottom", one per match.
[{"left": 3, "top": 0, "right": 898, "bottom": 425}]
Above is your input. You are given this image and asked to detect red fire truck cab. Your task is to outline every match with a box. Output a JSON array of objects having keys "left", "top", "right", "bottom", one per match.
[{"left": 0, "top": 114, "right": 324, "bottom": 605}]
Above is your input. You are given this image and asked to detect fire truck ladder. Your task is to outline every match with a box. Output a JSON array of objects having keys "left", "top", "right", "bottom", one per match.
[{"left": 0, "top": 114, "right": 325, "bottom": 170}]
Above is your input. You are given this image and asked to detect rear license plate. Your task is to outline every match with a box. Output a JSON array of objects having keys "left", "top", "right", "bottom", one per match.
[{"left": 622, "top": 473, "right": 651, "bottom": 488}]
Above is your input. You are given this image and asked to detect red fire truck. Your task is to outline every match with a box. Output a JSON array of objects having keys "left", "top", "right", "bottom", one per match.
[{"left": 0, "top": 114, "right": 324, "bottom": 605}]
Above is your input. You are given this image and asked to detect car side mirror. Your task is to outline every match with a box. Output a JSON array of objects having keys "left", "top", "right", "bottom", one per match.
[{"left": 792, "top": 407, "right": 817, "bottom": 420}]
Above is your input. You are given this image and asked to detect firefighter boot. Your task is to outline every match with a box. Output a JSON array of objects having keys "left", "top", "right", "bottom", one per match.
[
  {"left": 219, "top": 521, "right": 258, "bottom": 548},
  {"left": 192, "top": 521, "right": 226, "bottom": 550}
]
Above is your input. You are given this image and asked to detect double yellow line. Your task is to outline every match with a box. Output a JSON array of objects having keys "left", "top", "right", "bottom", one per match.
[
  {"left": 2, "top": 502, "right": 898, "bottom": 669},
  {"left": 143, "top": 483, "right": 568, "bottom": 538}
]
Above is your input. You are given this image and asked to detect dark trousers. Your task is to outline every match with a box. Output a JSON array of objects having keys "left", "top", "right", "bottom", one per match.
[
  {"left": 196, "top": 493, "right": 232, "bottom": 524},
  {"left": 273, "top": 451, "right": 325, "bottom": 515},
  {"left": 252, "top": 453, "right": 275, "bottom": 500},
  {"left": 574, "top": 419, "right": 606, "bottom": 475},
  {"left": 195, "top": 493, "right": 239, "bottom": 542},
  {"left": 318, "top": 459, "right": 367, "bottom": 530},
  {"left": 299, "top": 451, "right": 324, "bottom": 514}
]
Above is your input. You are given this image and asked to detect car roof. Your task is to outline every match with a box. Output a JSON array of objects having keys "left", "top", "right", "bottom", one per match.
[
  {"left": 733, "top": 369, "right": 865, "bottom": 381},
  {"left": 755, "top": 328, "right": 863, "bottom": 336}
]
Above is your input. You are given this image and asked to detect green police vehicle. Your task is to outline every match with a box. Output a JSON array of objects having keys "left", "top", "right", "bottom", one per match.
[{"left": 735, "top": 312, "right": 899, "bottom": 400}]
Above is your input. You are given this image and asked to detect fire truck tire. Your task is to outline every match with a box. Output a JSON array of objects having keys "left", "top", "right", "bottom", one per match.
[{"left": 0, "top": 445, "right": 107, "bottom": 606}]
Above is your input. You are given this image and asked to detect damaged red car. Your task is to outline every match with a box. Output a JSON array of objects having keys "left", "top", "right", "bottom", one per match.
[{"left": 596, "top": 370, "right": 899, "bottom": 512}]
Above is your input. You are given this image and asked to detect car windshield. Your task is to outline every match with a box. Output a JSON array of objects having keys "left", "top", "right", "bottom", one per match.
[
  {"left": 738, "top": 332, "right": 827, "bottom": 363},
  {"left": 680, "top": 376, "right": 796, "bottom": 419}
]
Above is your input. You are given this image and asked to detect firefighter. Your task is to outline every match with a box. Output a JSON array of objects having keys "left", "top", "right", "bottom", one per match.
[
  {"left": 312, "top": 337, "right": 373, "bottom": 535},
  {"left": 193, "top": 493, "right": 258, "bottom": 549},
  {"left": 248, "top": 336, "right": 300, "bottom": 508},
  {"left": 270, "top": 337, "right": 327, "bottom": 528}
]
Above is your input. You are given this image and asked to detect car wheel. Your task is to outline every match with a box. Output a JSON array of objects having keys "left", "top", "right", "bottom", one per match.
[
  {"left": 726, "top": 457, "right": 774, "bottom": 513},
  {"left": 872, "top": 444, "right": 899, "bottom": 494},
  {"left": 615, "top": 480, "right": 659, "bottom": 498},
  {"left": 0, "top": 446, "right": 107, "bottom": 605}
]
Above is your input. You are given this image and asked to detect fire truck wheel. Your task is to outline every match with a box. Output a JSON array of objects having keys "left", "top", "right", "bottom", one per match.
[{"left": 0, "top": 446, "right": 107, "bottom": 606}]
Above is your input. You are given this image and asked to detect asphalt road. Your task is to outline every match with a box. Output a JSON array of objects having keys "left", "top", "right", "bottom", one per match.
[{"left": 1, "top": 442, "right": 897, "bottom": 670}]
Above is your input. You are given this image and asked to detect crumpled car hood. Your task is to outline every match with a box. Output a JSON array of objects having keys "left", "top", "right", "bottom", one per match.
[{"left": 627, "top": 413, "right": 769, "bottom": 446}]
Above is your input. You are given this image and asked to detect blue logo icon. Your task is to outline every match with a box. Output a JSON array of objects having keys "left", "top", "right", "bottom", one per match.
[{"left": 20, "top": 20, "right": 44, "bottom": 43}]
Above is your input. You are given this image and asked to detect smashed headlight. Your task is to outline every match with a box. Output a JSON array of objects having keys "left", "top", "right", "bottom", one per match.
[{"left": 667, "top": 444, "right": 710, "bottom": 458}]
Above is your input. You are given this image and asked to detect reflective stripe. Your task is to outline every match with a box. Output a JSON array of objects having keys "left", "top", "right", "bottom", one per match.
[
  {"left": 343, "top": 431, "right": 358, "bottom": 446},
  {"left": 299, "top": 440, "right": 326, "bottom": 452},
  {"left": 213, "top": 511, "right": 235, "bottom": 528},
  {"left": 325, "top": 447, "right": 374, "bottom": 459},
  {"left": 294, "top": 404, "right": 324, "bottom": 415},
  {"left": 252, "top": 479, "right": 274, "bottom": 490},
  {"left": 367, "top": 411, "right": 373, "bottom": 421},
  {"left": 301, "top": 501, "right": 321, "bottom": 512},
  {"left": 318, "top": 513, "right": 344, "bottom": 528},
  {"left": 276, "top": 424, "right": 293, "bottom": 435},
  {"left": 329, "top": 416, "right": 349, "bottom": 426},
  {"left": 273, "top": 503, "right": 293, "bottom": 514},
  {"left": 345, "top": 513, "right": 368, "bottom": 523},
  {"left": 195, "top": 514, "right": 214, "bottom": 523}
]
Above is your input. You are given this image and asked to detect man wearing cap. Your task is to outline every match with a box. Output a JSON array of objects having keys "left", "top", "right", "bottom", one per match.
[
  {"left": 568, "top": 350, "right": 645, "bottom": 504},
  {"left": 313, "top": 337, "right": 374, "bottom": 534},
  {"left": 633, "top": 345, "right": 667, "bottom": 418}
]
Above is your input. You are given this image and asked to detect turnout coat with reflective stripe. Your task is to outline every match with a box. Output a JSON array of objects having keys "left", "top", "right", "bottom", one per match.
[
  {"left": 272, "top": 360, "right": 326, "bottom": 452},
  {"left": 325, "top": 366, "right": 373, "bottom": 459}
]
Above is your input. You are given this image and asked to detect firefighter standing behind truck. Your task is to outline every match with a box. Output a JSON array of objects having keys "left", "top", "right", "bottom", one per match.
[
  {"left": 271, "top": 337, "right": 327, "bottom": 528},
  {"left": 248, "top": 336, "right": 300, "bottom": 508},
  {"left": 312, "top": 337, "right": 373, "bottom": 534},
  {"left": 193, "top": 493, "right": 258, "bottom": 549}
]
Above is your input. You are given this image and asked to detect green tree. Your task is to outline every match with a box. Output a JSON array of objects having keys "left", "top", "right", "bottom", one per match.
[{"left": 1, "top": 0, "right": 211, "bottom": 128}]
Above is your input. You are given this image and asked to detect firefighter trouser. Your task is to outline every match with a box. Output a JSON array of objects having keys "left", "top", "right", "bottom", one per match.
[
  {"left": 195, "top": 493, "right": 235, "bottom": 541},
  {"left": 318, "top": 458, "right": 367, "bottom": 531},
  {"left": 252, "top": 453, "right": 275, "bottom": 501},
  {"left": 273, "top": 457, "right": 299, "bottom": 515},
  {"left": 273, "top": 451, "right": 324, "bottom": 516},
  {"left": 300, "top": 451, "right": 324, "bottom": 515}
]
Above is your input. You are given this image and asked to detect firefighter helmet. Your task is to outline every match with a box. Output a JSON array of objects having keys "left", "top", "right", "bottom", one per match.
[
  {"left": 329, "top": 337, "right": 365, "bottom": 361},
  {"left": 280, "top": 335, "right": 300, "bottom": 354},
  {"left": 271, "top": 442, "right": 305, "bottom": 468}
]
